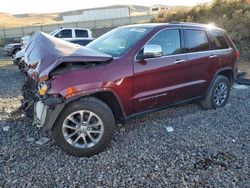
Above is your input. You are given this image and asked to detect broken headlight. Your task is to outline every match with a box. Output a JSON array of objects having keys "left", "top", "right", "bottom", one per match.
[{"left": 38, "top": 83, "right": 50, "bottom": 97}]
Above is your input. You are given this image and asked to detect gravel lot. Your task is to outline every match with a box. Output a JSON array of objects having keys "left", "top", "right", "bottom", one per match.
[{"left": 0, "top": 48, "right": 249, "bottom": 187}]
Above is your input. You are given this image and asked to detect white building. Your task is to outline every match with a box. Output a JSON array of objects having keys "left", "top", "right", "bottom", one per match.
[
  {"left": 150, "top": 4, "right": 169, "bottom": 14},
  {"left": 63, "top": 7, "right": 130, "bottom": 23}
]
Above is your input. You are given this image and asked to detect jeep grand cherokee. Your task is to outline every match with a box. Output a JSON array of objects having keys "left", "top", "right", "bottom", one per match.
[{"left": 23, "top": 22, "right": 239, "bottom": 156}]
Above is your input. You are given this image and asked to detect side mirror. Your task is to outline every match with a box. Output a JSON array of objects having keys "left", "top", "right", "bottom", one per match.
[{"left": 143, "top": 45, "right": 163, "bottom": 59}]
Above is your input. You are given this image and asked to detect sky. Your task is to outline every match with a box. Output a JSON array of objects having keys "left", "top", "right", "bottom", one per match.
[{"left": 0, "top": 0, "right": 212, "bottom": 14}]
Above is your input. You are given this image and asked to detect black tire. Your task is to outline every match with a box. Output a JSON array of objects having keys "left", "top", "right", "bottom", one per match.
[
  {"left": 200, "top": 75, "right": 231, "bottom": 109},
  {"left": 52, "top": 97, "right": 115, "bottom": 157}
]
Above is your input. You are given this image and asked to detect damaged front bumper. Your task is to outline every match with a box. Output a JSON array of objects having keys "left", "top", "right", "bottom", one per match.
[{"left": 33, "top": 96, "right": 65, "bottom": 131}]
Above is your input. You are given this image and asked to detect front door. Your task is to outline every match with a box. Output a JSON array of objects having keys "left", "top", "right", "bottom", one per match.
[{"left": 132, "top": 28, "right": 190, "bottom": 113}]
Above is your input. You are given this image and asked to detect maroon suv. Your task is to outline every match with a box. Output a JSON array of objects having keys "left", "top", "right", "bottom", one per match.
[{"left": 24, "top": 22, "right": 239, "bottom": 156}]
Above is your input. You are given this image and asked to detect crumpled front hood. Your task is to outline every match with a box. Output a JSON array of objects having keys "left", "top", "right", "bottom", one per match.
[
  {"left": 25, "top": 32, "right": 112, "bottom": 78},
  {"left": 5, "top": 43, "right": 22, "bottom": 47},
  {"left": 15, "top": 48, "right": 25, "bottom": 59}
]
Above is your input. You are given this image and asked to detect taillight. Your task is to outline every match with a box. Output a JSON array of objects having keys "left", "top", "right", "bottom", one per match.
[{"left": 235, "top": 51, "right": 240, "bottom": 59}]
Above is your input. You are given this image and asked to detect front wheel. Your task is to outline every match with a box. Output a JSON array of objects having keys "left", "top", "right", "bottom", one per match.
[
  {"left": 200, "top": 75, "right": 231, "bottom": 109},
  {"left": 52, "top": 97, "right": 115, "bottom": 157}
]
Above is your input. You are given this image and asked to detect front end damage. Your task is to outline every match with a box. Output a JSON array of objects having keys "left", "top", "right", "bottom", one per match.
[
  {"left": 14, "top": 75, "right": 63, "bottom": 131},
  {"left": 18, "top": 74, "right": 65, "bottom": 131},
  {"left": 33, "top": 96, "right": 64, "bottom": 130},
  {"left": 16, "top": 31, "right": 112, "bottom": 132}
]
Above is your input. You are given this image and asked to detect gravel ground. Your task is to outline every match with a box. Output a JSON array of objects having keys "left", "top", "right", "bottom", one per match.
[{"left": 0, "top": 48, "right": 249, "bottom": 187}]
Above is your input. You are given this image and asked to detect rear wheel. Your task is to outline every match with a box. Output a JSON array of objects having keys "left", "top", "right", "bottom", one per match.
[
  {"left": 52, "top": 97, "right": 115, "bottom": 157},
  {"left": 200, "top": 75, "right": 231, "bottom": 109}
]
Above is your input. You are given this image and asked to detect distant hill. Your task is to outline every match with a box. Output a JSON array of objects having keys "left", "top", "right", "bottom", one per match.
[
  {"left": 0, "top": 12, "right": 59, "bottom": 28},
  {"left": 0, "top": 5, "right": 149, "bottom": 28}
]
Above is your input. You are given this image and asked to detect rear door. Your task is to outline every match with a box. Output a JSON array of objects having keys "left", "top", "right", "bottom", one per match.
[
  {"left": 209, "top": 30, "right": 235, "bottom": 69},
  {"left": 183, "top": 28, "right": 220, "bottom": 97}
]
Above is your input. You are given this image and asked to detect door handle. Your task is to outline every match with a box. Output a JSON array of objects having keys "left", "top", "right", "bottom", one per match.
[
  {"left": 174, "top": 59, "right": 186, "bottom": 64},
  {"left": 209, "top": 54, "right": 218, "bottom": 58}
]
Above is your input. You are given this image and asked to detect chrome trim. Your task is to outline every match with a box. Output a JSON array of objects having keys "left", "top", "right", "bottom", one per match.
[
  {"left": 134, "top": 26, "right": 233, "bottom": 62},
  {"left": 174, "top": 59, "right": 186, "bottom": 64},
  {"left": 135, "top": 48, "right": 232, "bottom": 62},
  {"left": 209, "top": 54, "right": 218, "bottom": 58},
  {"left": 132, "top": 80, "right": 206, "bottom": 100},
  {"left": 143, "top": 44, "right": 163, "bottom": 58}
]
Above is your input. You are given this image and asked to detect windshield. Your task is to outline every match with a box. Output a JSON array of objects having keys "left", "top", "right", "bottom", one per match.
[{"left": 87, "top": 27, "right": 151, "bottom": 57}]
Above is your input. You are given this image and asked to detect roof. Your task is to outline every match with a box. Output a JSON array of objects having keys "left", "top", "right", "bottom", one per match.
[{"left": 122, "top": 22, "right": 224, "bottom": 31}]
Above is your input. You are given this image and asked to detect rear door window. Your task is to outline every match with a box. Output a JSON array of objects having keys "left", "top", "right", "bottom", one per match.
[
  {"left": 75, "top": 29, "right": 89, "bottom": 38},
  {"left": 211, "top": 31, "right": 229, "bottom": 49},
  {"left": 185, "top": 30, "right": 210, "bottom": 52}
]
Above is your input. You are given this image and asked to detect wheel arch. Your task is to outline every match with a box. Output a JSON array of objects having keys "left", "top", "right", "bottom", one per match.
[
  {"left": 89, "top": 91, "right": 124, "bottom": 124},
  {"left": 205, "top": 67, "right": 234, "bottom": 97},
  {"left": 217, "top": 69, "right": 234, "bottom": 84},
  {"left": 44, "top": 89, "right": 125, "bottom": 132},
  {"left": 65, "top": 88, "right": 124, "bottom": 122},
  {"left": 65, "top": 89, "right": 125, "bottom": 123}
]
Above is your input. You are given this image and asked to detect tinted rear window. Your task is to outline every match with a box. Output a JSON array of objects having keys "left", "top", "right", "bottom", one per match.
[
  {"left": 211, "top": 30, "right": 229, "bottom": 49},
  {"left": 75, "top": 29, "right": 88, "bottom": 38},
  {"left": 185, "top": 30, "right": 210, "bottom": 52}
]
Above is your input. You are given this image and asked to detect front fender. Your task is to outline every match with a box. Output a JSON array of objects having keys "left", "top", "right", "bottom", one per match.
[
  {"left": 64, "top": 87, "right": 125, "bottom": 115},
  {"left": 43, "top": 88, "right": 125, "bottom": 132}
]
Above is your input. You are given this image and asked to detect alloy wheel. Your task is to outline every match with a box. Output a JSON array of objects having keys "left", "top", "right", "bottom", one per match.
[
  {"left": 213, "top": 82, "right": 228, "bottom": 106},
  {"left": 62, "top": 110, "right": 104, "bottom": 149}
]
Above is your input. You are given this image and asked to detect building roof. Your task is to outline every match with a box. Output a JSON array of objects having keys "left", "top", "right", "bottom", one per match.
[{"left": 150, "top": 4, "right": 169, "bottom": 8}]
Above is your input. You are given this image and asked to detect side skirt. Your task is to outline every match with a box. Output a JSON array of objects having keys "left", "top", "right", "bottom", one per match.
[{"left": 123, "top": 96, "right": 203, "bottom": 123}]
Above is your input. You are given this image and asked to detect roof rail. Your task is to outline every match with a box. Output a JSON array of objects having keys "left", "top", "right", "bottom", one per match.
[{"left": 170, "top": 21, "right": 206, "bottom": 25}]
